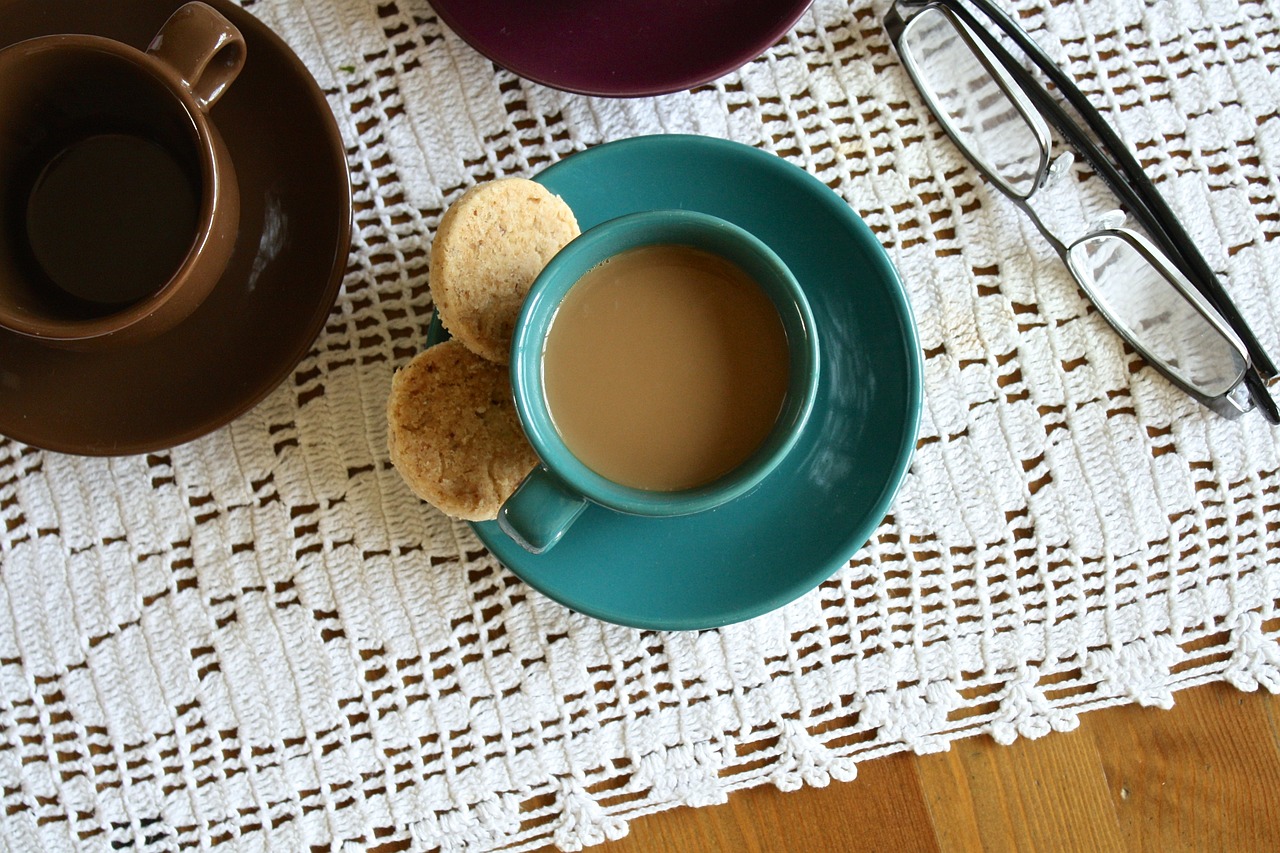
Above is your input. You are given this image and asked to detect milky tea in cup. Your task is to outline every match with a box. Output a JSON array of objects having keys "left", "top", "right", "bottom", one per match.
[
  {"left": 0, "top": 2, "right": 245, "bottom": 349},
  {"left": 542, "top": 242, "right": 790, "bottom": 491},
  {"left": 500, "top": 209, "right": 819, "bottom": 553}
]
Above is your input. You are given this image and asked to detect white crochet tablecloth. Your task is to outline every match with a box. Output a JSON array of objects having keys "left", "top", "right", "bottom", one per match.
[{"left": 2, "top": 0, "right": 1279, "bottom": 849}]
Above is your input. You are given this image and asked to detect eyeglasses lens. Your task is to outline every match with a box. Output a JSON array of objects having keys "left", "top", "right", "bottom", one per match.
[
  {"left": 1067, "top": 235, "right": 1247, "bottom": 397},
  {"left": 902, "top": 7, "right": 1041, "bottom": 197}
]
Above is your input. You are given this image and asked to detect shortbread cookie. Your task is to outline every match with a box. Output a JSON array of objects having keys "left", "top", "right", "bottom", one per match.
[
  {"left": 430, "top": 178, "right": 579, "bottom": 363},
  {"left": 387, "top": 340, "right": 537, "bottom": 521}
]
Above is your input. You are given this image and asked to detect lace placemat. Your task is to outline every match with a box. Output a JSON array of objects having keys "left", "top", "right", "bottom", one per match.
[{"left": 2, "top": 0, "right": 1278, "bottom": 849}]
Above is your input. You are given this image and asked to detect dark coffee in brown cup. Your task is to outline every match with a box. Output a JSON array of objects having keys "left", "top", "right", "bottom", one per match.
[{"left": 0, "top": 1, "right": 245, "bottom": 350}]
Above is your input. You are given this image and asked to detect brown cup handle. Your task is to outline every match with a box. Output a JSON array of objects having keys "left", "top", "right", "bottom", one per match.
[{"left": 146, "top": 1, "right": 246, "bottom": 111}]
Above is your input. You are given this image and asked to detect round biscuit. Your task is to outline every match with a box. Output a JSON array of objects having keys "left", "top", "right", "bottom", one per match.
[
  {"left": 430, "top": 178, "right": 579, "bottom": 363},
  {"left": 387, "top": 340, "right": 538, "bottom": 521}
]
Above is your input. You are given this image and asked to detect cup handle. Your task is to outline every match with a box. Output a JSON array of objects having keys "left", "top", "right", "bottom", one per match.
[
  {"left": 147, "top": 1, "right": 247, "bottom": 111},
  {"left": 498, "top": 467, "right": 587, "bottom": 555}
]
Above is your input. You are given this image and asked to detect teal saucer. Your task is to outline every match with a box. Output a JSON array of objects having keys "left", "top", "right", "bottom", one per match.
[{"left": 431, "top": 135, "right": 922, "bottom": 630}]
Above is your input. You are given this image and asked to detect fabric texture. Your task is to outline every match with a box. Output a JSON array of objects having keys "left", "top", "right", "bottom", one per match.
[{"left": 2, "top": 0, "right": 1279, "bottom": 849}]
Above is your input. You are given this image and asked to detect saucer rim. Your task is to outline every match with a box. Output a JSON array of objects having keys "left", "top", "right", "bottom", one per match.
[
  {"left": 0, "top": 0, "right": 353, "bottom": 456},
  {"left": 464, "top": 135, "right": 923, "bottom": 630},
  {"left": 430, "top": 0, "right": 814, "bottom": 98}
]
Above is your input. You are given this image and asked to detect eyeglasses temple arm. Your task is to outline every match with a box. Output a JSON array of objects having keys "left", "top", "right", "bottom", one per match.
[{"left": 945, "top": 0, "right": 1278, "bottom": 383}]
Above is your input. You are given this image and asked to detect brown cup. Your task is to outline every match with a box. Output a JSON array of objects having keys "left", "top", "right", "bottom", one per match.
[{"left": 0, "top": 2, "right": 246, "bottom": 350}]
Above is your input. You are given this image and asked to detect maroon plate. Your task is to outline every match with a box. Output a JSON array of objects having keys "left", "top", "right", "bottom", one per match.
[
  {"left": 0, "top": 0, "right": 352, "bottom": 456},
  {"left": 431, "top": 0, "right": 813, "bottom": 98}
]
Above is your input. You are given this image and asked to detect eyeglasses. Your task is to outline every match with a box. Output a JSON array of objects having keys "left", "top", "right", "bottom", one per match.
[{"left": 886, "top": 0, "right": 1279, "bottom": 422}]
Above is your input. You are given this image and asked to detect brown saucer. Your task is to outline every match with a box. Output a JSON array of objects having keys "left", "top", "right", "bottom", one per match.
[{"left": 0, "top": 0, "right": 352, "bottom": 455}]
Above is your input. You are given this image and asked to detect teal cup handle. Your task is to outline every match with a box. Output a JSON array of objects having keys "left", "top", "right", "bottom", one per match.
[
  {"left": 499, "top": 208, "right": 819, "bottom": 554},
  {"left": 498, "top": 466, "right": 587, "bottom": 554}
]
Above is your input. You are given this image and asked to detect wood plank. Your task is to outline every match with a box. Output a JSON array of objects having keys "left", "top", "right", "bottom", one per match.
[
  {"left": 599, "top": 751, "right": 940, "bottom": 853},
  {"left": 1090, "top": 683, "right": 1280, "bottom": 852},
  {"left": 915, "top": 719, "right": 1125, "bottom": 853},
  {"left": 577, "top": 683, "right": 1280, "bottom": 853}
]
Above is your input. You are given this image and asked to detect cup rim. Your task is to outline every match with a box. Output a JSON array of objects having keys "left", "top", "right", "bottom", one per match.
[
  {"left": 510, "top": 208, "right": 820, "bottom": 517},
  {"left": 0, "top": 34, "right": 223, "bottom": 345}
]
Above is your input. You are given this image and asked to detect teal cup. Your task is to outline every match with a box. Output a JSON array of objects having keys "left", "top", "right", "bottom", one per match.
[{"left": 499, "top": 209, "right": 820, "bottom": 553}]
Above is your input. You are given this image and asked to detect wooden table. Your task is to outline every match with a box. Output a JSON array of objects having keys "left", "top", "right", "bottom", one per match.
[{"left": 590, "top": 682, "right": 1280, "bottom": 852}]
